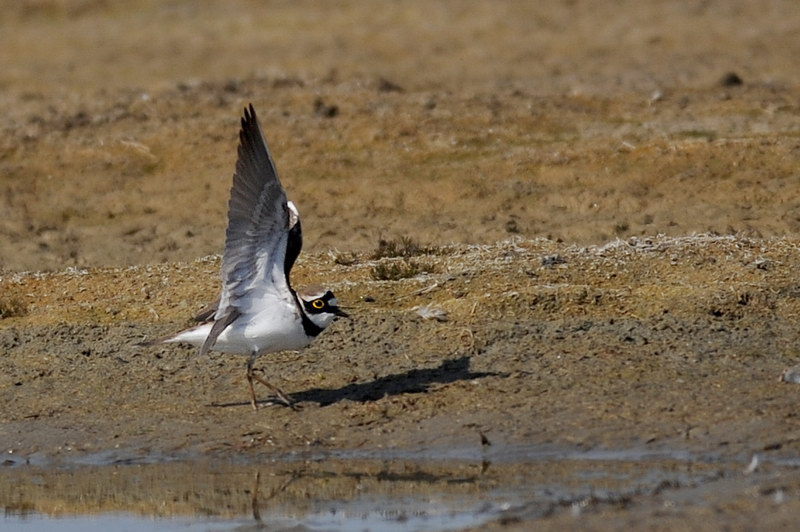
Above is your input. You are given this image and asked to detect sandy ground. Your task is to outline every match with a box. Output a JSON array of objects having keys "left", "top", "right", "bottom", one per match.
[{"left": 3, "top": 0, "right": 800, "bottom": 529}]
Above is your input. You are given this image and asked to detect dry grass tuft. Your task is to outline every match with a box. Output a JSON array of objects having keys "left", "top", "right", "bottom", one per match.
[
  {"left": 371, "top": 259, "right": 436, "bottom": 281},
  {"left": 332, "top": 251, "right": 359, "bottom": 266},
  {"left": 371, "top": 236, "right": 436, "bottom": 260},
  {"left": 0, "top": 296, "right": 27, "bottom": 319}
]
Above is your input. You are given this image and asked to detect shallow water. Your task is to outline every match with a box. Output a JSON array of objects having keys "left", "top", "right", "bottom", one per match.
[{"left": 0, "top": 444, "right": 750, "bottom": 531}]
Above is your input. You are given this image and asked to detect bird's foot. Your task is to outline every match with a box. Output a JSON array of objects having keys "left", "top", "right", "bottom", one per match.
[{"left": 248, "top": 369, "right": 298, "bottom": 410}]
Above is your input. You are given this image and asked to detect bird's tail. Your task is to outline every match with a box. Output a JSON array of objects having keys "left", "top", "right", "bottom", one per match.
[{"left": 135, "top": 332, "right": 176, "bottom": 347}]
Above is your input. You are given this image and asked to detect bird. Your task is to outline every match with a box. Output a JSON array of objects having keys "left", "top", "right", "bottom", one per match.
[{"left": 144, "top": 104, "right": 348, "bottom": 409}]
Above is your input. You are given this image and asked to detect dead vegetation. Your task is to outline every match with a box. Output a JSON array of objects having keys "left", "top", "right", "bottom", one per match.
[
  {"left": 0, "top": 296, "right": 27, "bottom": 319},
  {"left": 3, "top": 2, "right": 800, "bottom": 272},
  {"left": 370, "top": 237, "right": 437, "bottom": 260},
  {"left": 370, "top": 259, "right": 437, "bottom": 281},
  {"left": 331, "top": 251, "right": 359, "bottom": 266}
]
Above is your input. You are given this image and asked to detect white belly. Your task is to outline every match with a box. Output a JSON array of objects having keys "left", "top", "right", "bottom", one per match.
[{"left": 168, "top": 305, "right": 312, "bottom": 355}]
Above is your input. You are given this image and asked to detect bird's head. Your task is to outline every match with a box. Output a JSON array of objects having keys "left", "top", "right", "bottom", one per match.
[{"left": 298, "top": 286, "right": 349, "bottom": 329}]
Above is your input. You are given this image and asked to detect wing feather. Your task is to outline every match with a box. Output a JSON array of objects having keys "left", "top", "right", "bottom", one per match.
[
  {"left": 206, "top": 104, "right": 297, "bottom": 351},
  {"left": 199, "top": 308, "right": 240, "bottom": 357},
  {"left": 193, "top": 298, "right": 219, "bottom": 323}
]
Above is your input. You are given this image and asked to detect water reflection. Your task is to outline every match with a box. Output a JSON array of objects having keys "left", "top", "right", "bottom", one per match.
[{"left": 0, "top": 451, "right": 729, "bottom": 531}]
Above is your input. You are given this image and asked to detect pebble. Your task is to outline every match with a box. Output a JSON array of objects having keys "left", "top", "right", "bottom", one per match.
[
  {"left": 414, "top": 305, "right": 449, "bottom": 322},
  {"left": 780, "top": 365, "right": 800, "bottom": 384}
]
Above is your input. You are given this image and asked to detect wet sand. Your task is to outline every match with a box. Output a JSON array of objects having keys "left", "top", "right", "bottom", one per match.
[{"left": 3, "top": 1, "right": 800, "bottom": 529}]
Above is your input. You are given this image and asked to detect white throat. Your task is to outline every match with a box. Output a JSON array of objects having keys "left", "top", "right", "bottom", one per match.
[{"left": 302, "top": 308, "right": 336, "bottom": 330}]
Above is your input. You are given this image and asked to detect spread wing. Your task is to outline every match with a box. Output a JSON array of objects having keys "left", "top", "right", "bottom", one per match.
[
  {"left": 194, "top": 211, "right": 302, "bottom": 326},
  {"left": 199, "top": 104, "right": 298, "bottom": 356}
]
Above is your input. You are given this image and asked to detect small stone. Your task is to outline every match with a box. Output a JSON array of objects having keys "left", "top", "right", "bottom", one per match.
[
  {"left": 414, "top": 305, "right": 448, "bottom": 322},
  {"left": 780, "top": 364, "right": 800, "bottom": 383},
  {"left": 743, "top": 454, "right": 760, "bottom": 475},
  {"left": 720, "top": 72, "right": 744, "bottom": 87},
  {"left": 542, "top": 254, "right": 566, "bottom": 267},
  {"left": 377, "top": 77, "right": 404, "bottom": 93}
]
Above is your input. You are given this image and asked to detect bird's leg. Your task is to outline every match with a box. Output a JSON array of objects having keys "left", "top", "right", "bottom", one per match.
[
  {"left": 251, "top": 370, "right": 296, "bottom": 409},
  {"left": 246, "top": 353, "right": 260, "bottom": 410},
  {"left": 246, "top": 353, "right": 296, "bottom": 409}
]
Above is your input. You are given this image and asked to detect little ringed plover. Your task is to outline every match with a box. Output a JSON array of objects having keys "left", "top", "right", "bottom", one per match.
[{"left": 144, "top": 104, "right": 348, "bottom": 409}]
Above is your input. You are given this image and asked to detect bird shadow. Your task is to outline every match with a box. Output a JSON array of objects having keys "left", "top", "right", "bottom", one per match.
[
  {"left": 293, "top": 355, "right": 498, "bottom": 406},
  {"left": 210, "top": 356, "right": 499, "bottom": 409}
]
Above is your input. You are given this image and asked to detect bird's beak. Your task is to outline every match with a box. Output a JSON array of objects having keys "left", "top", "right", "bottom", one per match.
[{"left": 334, "top": 307, "right": 350, "bottom": 318}]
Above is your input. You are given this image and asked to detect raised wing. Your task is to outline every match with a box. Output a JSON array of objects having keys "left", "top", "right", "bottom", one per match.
[{"left": 200, "top": 104, "right": 294, "bottom": 355}]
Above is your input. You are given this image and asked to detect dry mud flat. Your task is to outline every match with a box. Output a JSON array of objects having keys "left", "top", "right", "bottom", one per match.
[
  {"left": 3, "top": 235, "right": 800, "bottom": 528},
  {"left": 4, "top": 0, "right": 800, "bottom": 529},
  {"left": 3, "top": 2, "right": 800, "bottom": 274}
]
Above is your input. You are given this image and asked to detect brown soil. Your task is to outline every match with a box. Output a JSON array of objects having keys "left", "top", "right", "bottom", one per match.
[{"left": 3, "top": 1, "right": 800, "bottom": 529}]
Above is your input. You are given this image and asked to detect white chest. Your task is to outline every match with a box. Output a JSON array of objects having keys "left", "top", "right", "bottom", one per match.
[{"left": 244, "top": 305, "right": 311, "bottom": 352}]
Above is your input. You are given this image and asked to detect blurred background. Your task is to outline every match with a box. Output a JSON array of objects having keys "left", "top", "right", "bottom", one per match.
[{"left": 2, "top": 0, "right": 800, "bottom": 271}]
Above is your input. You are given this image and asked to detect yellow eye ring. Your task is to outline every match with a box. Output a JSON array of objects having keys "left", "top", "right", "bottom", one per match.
[{"left": 312, "top": 299, "right": 325, "bottom": 309}]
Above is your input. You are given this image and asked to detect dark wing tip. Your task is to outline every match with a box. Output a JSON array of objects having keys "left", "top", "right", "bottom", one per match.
[
  {"left": 198, "top": 309, "right": 241, "bottom": 357},
  {"left": 242, "top": 103, "right": 256, "bottom": 124},
  {"left": 238, "top": 104, "right": 266, "bottom": 164},
  {"left": 242, "top": 103, "right": 259, "bottom": 131},
  {"left": 240, "top": 104, "right": 255, "bottom": 141},
  {"left": 193, "top": 297, "right": 220, "bottom": 323}
]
